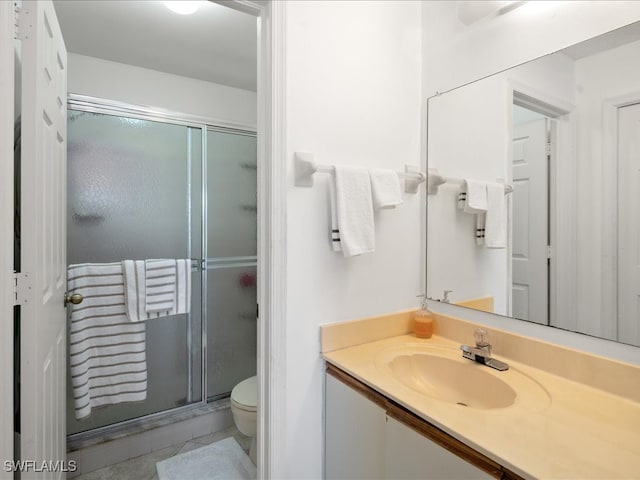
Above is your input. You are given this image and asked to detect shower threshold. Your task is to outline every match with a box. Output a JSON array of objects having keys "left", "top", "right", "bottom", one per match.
[{"left": 67, "top": 397, "right": 230, "bottom": 452}]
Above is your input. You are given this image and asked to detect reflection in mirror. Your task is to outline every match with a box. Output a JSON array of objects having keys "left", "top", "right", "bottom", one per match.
[{"left": 427, "top": 21, "right": 640, "bottom": 347}]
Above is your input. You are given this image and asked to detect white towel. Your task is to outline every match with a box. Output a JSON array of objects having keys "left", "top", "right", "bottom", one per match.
[
  {"left": 369, "top": 168, "right": 403, "bottom": 209},
  {"left": 331, "top": 165, "right": 375, "bottom": 257},
  {"left": 328, "top": 179, "right": 342, "bottom": 252},
  {"left": 67, "top": 263, "right": 147, "bottom": 420},
  {"left": 145, "top": 259, "right": 176, "bottom": 313},
  {"left": 123, "top": 259, "right": 191, "bottom": 322},
  {"left": 172, "top": 259, "right": 192, "bottom": 315},
  {"left": 460, "top": 179, "right": 487, "bottom": 214},
  {"left": 475, "top": 213, "right": 486, "bottom": 246},
  {"left": 485, "top": 183, "right": 506, "bottom": 248}
]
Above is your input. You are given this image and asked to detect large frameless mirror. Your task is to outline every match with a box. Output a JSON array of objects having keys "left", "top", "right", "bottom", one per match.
[{"left": 427, "top": 21, "right": 640, "bottom": 347}]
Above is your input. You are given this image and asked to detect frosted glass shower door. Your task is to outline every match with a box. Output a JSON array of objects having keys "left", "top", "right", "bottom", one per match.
[
  {"left": 206, "top": 129, "right": 257, "bottom": 399},
  {"left": 66, "top": 109, "right": 203, "bottom": 434}
]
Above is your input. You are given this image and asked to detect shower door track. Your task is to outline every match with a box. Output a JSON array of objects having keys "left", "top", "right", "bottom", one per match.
[
  {"left": 66, "top": 399, "right": 230, "bottom": 451},
  {"left": 66, "top": 94, "right": 257, "bottom": 446}
]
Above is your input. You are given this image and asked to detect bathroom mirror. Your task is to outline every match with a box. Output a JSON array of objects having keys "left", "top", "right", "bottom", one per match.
[{"left": 426, "top": 21, "right": 640, "bottom": 347}]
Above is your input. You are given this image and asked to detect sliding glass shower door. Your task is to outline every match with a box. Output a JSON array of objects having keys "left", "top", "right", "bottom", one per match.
[
  {"left": 65, "top": 104, "right": 258, "bottom": 438},
  {"left": 66, "top": 109, "right": 203, "bottom": 434},
  {"left": 205, "top": 129, "right": 257, "bottom": 400}
]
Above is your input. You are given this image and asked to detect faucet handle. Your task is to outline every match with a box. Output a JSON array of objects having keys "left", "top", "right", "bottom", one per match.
[{"left": 474, "top": 328, "right": 490, "bottom": 348}]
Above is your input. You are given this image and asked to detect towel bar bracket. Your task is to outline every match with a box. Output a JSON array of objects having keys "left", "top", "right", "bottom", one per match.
[
  {"left": 294, "top": 151, "right": 425, "bottom": 194},
  {"left": 295, "top": 152, "right": 316, "bottom": 187},
  {"left": 404, "top": 165, "right": 423, "bottom": 194}
]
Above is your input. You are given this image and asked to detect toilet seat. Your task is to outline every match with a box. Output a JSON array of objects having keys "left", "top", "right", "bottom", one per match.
[{"left": 231, "top": 375, "right": 257, "bottom": 412}]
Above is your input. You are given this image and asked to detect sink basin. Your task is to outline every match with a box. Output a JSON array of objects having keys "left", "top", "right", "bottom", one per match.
[
  {"left": 376, "top": 344, "right": 550, "bottom": 411},
  {"left": 388, "top": 353, "right": 516, "bottom": 409}
]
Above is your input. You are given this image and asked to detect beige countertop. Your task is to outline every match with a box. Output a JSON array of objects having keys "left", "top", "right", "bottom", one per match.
[{"left": 321, "top": 311, "right": 640, "bottom": 480}]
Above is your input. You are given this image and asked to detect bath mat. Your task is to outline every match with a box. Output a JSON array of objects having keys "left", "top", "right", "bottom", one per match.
[{"left": 156, "top": 437, "right": 256, "bottom": 480}]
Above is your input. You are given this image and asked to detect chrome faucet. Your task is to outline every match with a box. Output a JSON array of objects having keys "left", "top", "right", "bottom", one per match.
[{"left": 460, "top": 329, "right": 509, "bottom": 371}]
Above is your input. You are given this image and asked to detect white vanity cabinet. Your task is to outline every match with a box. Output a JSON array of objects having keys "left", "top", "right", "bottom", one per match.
[{"left": 325, "top": 365, "right": 519, "bottom": 480}]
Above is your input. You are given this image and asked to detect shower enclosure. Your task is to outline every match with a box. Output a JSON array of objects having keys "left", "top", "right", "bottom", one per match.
[{"left": 65, "top": 96, "right": 257, "bottom": 438}]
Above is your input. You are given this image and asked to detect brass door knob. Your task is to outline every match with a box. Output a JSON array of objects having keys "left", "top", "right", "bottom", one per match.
[{"left": 64, "top": 293, "right": 83, "bottom": 307}]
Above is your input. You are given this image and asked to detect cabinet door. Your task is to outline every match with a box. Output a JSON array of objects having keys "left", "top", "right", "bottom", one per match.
[
  {"left": 385, "top": 417, "right": 493, "bottom": 480},
  {"left": 325, "top": 375, "right": 386, "bottom": 479}
]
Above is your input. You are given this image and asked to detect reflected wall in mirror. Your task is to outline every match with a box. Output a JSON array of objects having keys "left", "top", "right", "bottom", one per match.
[{"left": 427, "top": 21, "right": 640, "bottom": 347}]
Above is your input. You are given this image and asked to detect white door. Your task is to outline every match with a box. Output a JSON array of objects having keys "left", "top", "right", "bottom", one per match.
[
  {"left": 512, "top": 118, "right": 548, "bottom": 324},
  {"left": 617, "top": 103, "right": 640, "bottom": 346},
  {"left": 19, "top": 0, "right": 68, "bottom": 475}
]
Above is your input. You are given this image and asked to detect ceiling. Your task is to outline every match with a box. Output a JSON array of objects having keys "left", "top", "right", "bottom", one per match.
[{"left": 53, "top": 0, "right": 257, "bottom": 91}]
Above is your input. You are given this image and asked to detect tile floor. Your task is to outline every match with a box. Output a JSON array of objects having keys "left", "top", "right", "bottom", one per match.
[{"left": 73, "top": 426, "right": 250, "bottom": 480}]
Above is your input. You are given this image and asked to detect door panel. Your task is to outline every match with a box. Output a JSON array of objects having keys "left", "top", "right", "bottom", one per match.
[
  {"left": 66, "top": 110, "right": 203, "bottom": 433},
  {"left": 512, "top": 118, "right": 548, "bottom": 324},
  {"left": 617, "top": 103, "right": 640, "bottom": 346},
  {"left": 20, "top": 0, "right": 68, "bottom": 474}
]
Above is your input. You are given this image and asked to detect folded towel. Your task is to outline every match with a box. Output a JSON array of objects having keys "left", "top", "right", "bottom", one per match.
[
  {"left": 123, "top": 260, "right": 150, "bottom": 322},
  {"left": 67, "top": 263, "right": 147, "bottom": 420},
  {"left": 172, "top": 259, "right": 192, "bottom": 315},
  {"left": 123, "top": 259, "right": 191, "bottom": 322},
  {"left": 461, "top": 179, "right": 487, "bottom": 214},
  {"left": 476, "top": 213, "right": 486, "bottom": 246},
  {"left": 369, "top": 168, "right": 403, "bottom": 209},
  {"left": 145, "top": 259, "right": 176, "bottom": 313},
  {"left": 328, "top": 179, "right": 342, "bottom": 252},
  {"left": 485, "top": 183, "right": 506, "bottom": 248},
  {"left": 332, "top": 165, "right": 376, "bottom": 257}
]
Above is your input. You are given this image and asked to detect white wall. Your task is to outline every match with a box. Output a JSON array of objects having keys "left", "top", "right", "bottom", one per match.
[
  {"left": 67, "top": 53, "right": 257, "bottom": 127},
  {"left": 283, "top": 1, "right": 423, "bottom": 477}
]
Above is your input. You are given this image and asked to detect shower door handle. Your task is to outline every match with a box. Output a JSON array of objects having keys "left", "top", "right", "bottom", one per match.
[{"left": 64, "top": 293, "right": 84, "bottom": 307}]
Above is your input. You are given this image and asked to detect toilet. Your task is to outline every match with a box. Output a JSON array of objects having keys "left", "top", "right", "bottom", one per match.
[{"left": 230, "top": 375, "right": 257, "bottom": 465}]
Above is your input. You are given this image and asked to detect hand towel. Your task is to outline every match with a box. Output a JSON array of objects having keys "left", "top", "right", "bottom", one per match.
[
  {"left": 328, "top": 179, "right": 342, "bottom": 252},
  {"left": 123, "top": 259, "right": 192, "bottom": 322},
  {"left": 369, "top": 168, "right": 403, "bottom": 209},
  {"left": 485, "top": 183, "right": 506, "bottom": 248},
  {"left": 123, "top": 260, "right": 150, "bottom": 322},
  {"left": 476, "top": 213, "right": 486, "bottom": 246},
  {"left": 67, "top": 263, "right": 147, "bottom": 420},
  {"left": 461, "top": 179, "right": 488, "bottom": 214},
  {"left": 171, "top": 259, "right": 192, "bottom": 316},
  {"left": 145, "top": 259, "right": 176, "bottom": 313},
  {"left": 332, "top": 165, "right": 375, "bottom": 257}
]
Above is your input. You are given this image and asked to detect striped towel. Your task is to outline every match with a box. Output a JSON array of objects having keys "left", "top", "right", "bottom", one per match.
[
  {"left": 145, "top": 259, "right": 177, "bottom": 313},
  {"left": 67, "top": 263, "right": 147, "bottom": 420},
  {"left": 123, "top": 259, "right": 191, "bottom": 322}
]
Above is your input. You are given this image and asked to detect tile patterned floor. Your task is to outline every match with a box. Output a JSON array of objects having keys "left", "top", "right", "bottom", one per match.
[{"left": 73, "top": 426, "right": 251, "bottom": 480}]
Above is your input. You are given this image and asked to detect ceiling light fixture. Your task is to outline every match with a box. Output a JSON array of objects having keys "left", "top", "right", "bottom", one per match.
[{"left": 164, "top": 1, "right": 203, "bottom": 15}]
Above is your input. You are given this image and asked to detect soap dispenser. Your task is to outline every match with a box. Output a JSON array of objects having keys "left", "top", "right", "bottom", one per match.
[{"left": 413, "top": 294, "right": 435, "bottom": 339}]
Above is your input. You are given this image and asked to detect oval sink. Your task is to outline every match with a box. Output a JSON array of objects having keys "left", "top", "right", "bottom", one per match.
[
  {"left": 388, "top": 353, "right": 516, "bottom": 409},
  {"left": 376, "top": 344, "right": 551, "bottom": 411}
]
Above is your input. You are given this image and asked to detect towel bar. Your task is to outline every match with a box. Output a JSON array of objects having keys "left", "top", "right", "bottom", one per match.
[
  {"left": 294, "top": 152, "right": 426, "bottom": 194},
  {"left": 427, "top": 168, "right": 513, "bottom": 195}
]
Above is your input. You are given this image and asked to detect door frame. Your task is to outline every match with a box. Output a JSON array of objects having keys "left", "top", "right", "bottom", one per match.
[
  {"left": 220, "top": 1, "right": 288, "bottom": 478},
  {"left": 509, "top": 80, "right": 573, "bottom": 327},
  {"left": 1, "top": 0, "right": 288, "bottom": 478},
  {"left": 602, "top": 91, "right": 640, "bottom": 342},
  {"left": 0, "top": 2, "right": 16, "bottom": 477}
]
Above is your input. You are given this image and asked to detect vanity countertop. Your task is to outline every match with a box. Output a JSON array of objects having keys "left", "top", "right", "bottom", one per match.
[{"left": 321, "top": 312, "right": 640, "bottom": 480}]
